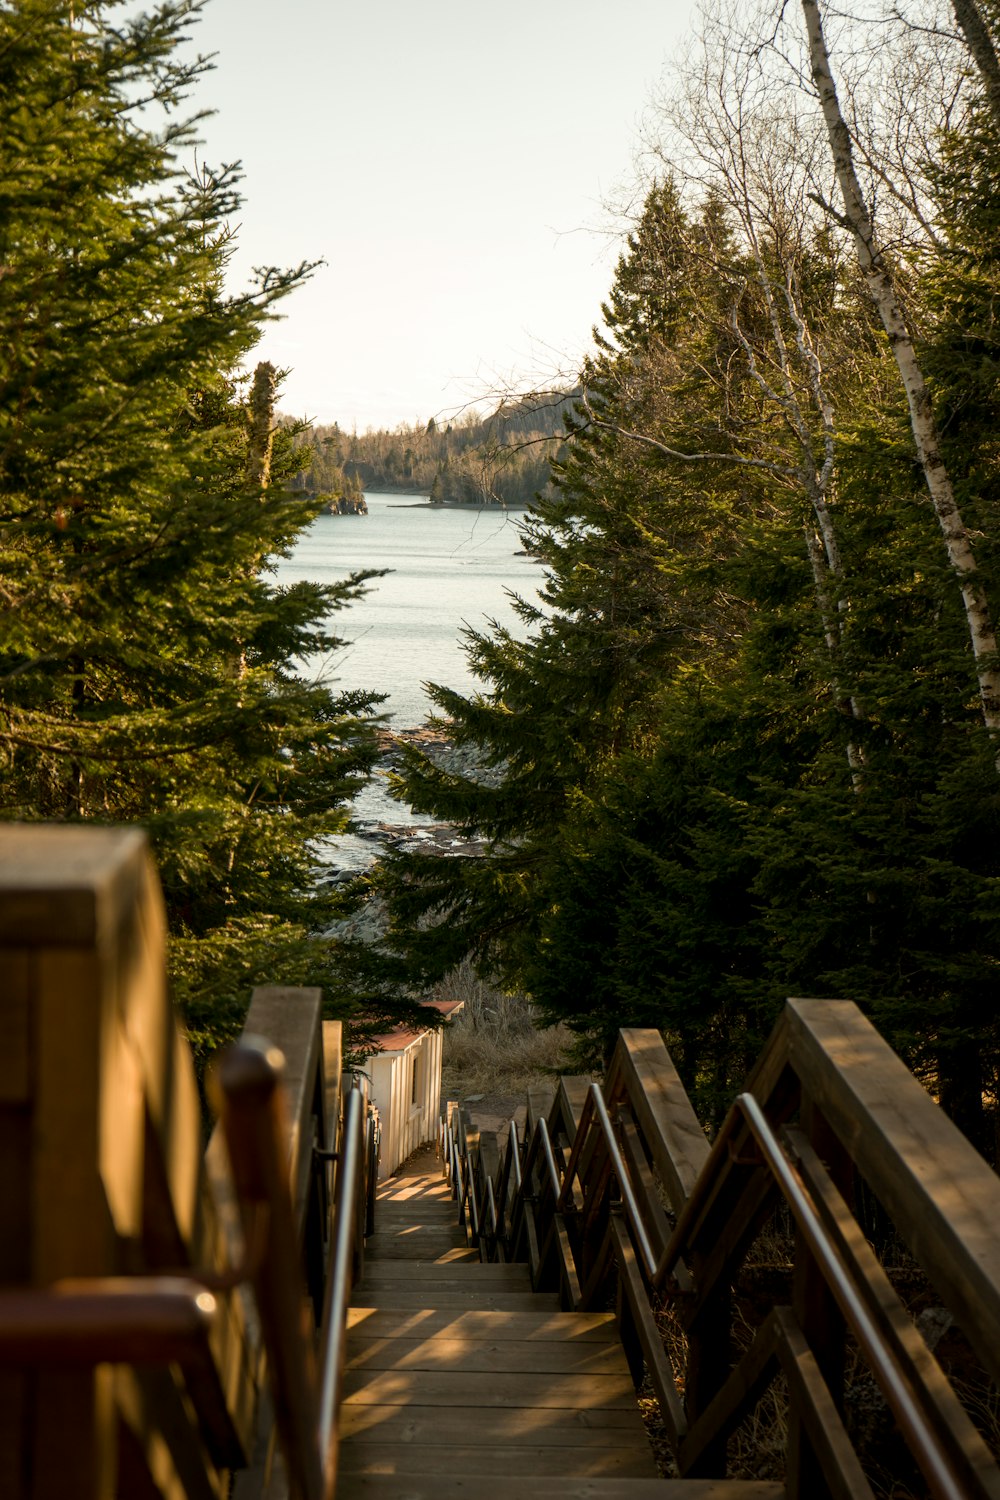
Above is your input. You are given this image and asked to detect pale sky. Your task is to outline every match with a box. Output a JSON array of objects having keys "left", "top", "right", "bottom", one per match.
[{"left": 178, "top": 0, "right": 698, "bottom": 430}]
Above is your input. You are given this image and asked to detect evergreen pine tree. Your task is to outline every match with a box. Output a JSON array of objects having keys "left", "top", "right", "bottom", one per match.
[{"left": 0, "top": 0, "right": 395, "bottom": 1056}]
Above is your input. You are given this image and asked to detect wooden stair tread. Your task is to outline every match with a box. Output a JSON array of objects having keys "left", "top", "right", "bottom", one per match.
[
  {"left": 364, "top": 1244, "right": 478, "bottom": 1264},
  {"left": 343, "top": 1162, "right": 666, "bottom": 1495},
  {"left": 355, "top": 1265, "right": 528, "bottom": 1286},
  {"left": 336, "top": 1443, "right": 658, "bottom": 1478},
  {"left": 335, "top": 1479, "right": 785, "bottom": 1498},
  {"left": 349, "top": 1290, "right": 563, "bottom": 1311},
  {"left": 342, "top": 1368, "right": 641, "bottom": 1410},
  {"left": 346, "top": 1308, "right": 619, "bottom": 1340},
  {"left": 338, "top": 1405, "right": 655, "bottom": 1444},
  {"left": 346, "top": 1334, "right": 633, "bottom": 1375}
]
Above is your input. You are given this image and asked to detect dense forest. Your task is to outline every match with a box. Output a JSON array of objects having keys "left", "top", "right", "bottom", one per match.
[
  {"left": 7, "top": 0, "right": 1000, "bottom": 1150},
  {"left": 373, "top": 0, "right": 1000, "bottom": 1148},
  {"left": 285, "top": 394, "right": 571, "bottom": 509},
  {"left": 0, "top": 0, "right": 423, "bottom": 1059}
]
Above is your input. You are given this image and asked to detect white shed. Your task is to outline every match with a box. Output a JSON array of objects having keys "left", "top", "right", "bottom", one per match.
[{"left": 363, "top": 999, "right": 463, "bottom": 1179}]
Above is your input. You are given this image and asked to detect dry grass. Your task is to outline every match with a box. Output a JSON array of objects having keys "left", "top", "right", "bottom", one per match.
[{"left": 434, "top": 960, "right": 574, "bottom": 1097}]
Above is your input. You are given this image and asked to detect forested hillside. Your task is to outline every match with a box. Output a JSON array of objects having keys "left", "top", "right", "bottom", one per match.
[
  {"left": 286, "top": 393, "right": 571, "bottom": 508},
  {"left": 375, "top": 0, "right": 1000, "bottom": 1148}
]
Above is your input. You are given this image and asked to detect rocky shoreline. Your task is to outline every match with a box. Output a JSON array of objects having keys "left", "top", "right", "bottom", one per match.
[
  {"left": 320, "top": 724, "right": 497, "bottom": 943},
  {"left": 319, "top": 723, "right": 501, "bottom": 875}
]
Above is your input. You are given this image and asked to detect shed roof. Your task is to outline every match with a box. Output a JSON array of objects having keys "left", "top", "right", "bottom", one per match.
[{"left": 365, "top": 997, "right": 464, "bottom": 1056}]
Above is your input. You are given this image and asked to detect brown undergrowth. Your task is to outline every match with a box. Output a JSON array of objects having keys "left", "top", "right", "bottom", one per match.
[{"left": 434, "top": 959, "right": 574, "bottom": 1098}]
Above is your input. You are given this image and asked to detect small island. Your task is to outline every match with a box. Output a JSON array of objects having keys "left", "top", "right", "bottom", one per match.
[{"left": 322, "top": 468, "right": 367, "bottom": 514}]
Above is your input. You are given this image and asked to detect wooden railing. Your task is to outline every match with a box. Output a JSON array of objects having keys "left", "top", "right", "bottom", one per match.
[
  {"left": 446, "top": 1005, "right": 1000, "bottom": 1499},
  {"left": 0, "top": 825, "right": 376, "bottom": 1500}
]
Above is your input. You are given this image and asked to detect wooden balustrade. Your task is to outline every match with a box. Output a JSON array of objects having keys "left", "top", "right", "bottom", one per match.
[
  {"left": 448, "top": 1001, "right": 1000, "bottom": 1499},
  {"left": 0, "top": 825, "right": 368, "bottom": 1500}
]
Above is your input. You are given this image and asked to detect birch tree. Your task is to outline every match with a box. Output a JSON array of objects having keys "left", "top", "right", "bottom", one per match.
[{"left": 801, "top": 0, "right": 1000, "bottom": 739}]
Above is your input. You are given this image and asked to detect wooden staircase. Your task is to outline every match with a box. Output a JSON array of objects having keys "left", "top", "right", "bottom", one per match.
[{"left": 337, "top": 1152, "right": 783, "bottom": 1500}]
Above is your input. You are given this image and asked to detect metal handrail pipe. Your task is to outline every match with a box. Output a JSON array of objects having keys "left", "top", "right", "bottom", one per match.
[
  {"left": 466, "top": 1157, "right": 481, "bottom": 1239},
  {"left": 485, "top": 1176, "right": 499, "bottom": 1242},
  {"left": 587, "top": 1084, "right": 659, "bottom": 1280},
  {"left": 318, "top": 1083, "right": 365, "bottom": 1500},
  {"left": 508, "top": 1119, "right": 523, "bottom": 1192},
  {"left": 736, "top": 1092, "right": 965, "bottom": 1500},
  {"left": 537, "top": 1117, "right": 563, "bottom": 1204}
]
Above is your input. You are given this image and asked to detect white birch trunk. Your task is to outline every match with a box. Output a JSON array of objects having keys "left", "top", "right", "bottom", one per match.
[{"left": 802, "top": 0, "right": 1000, "bottom": 736}]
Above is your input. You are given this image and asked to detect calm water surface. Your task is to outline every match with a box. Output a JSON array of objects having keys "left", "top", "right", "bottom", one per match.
[
  {"left": 273, "top": 493, "right": 541, "bottom": 852},
  {"left": 273, "top": 493, "right": 540, "bottom": 725}
]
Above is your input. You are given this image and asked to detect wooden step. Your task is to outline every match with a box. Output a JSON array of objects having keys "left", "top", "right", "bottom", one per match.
[
  {"left": 364, "top": 1241, "right": 477, "bottom": 1265},
  {"left": 346, "top": 1335, "right": 633, "bottom": 1375},
  {"left": 338, "top": 1405, "right": 655, "bottom": 1446},
  {"left": 355, "top": 1262, "right": 527, "bottom": 1284},
  {"left": 376, "top": 1176, "right": 452, "bottom": 1203},
  {"left": 341, "top": 1368, "right": 640, "bottom": 1410},
  {"left": 350, "top": 1290, "right": 562, "bottom": 1312},
  {"left": 337, "top": 1442, "right": 658, "bottom": 1478},
  {"left": 335, "top": 1479, "right": 785, "bottom": 1499},
  {"left": 368, "top": 1209, "right": 459, "bottom": 1227},
  {"left": 345, "top": 1308, "right": 619, "bottom": 1341}
]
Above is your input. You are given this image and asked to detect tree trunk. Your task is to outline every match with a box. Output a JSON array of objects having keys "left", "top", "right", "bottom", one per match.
[
  {"left": 247, "top": 360, "right": 277, "bottom": 491},
  {"left": 952, "top": 0, "right": 1000, "bottom": 133},
  {"left": 802, "top": 0, "right": 1000, "bottom": 739}
]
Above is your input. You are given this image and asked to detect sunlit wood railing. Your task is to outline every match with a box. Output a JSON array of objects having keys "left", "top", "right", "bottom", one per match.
[
  {"left": 0, "top": 825, "right": 376, "bottom": 1500},
  {"left": 446, "top": 1005, "right": 1000, "bottom": 1500}
]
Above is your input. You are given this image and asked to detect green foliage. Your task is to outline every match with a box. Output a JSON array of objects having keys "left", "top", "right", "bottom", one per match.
[
  {"left": 376, "top": 61, "right": 1000, "bottom": 1146},
  {"left": 0, "top": 0, "right": 393, "bottom": 1053}
]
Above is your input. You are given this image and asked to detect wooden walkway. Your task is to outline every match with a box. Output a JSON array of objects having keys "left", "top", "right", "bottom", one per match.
[{"left": 337, "top": 1151, "right": 782, "bottom": 1500}]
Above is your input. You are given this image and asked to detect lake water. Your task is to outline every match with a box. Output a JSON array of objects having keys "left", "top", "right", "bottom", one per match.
[
  {"left": 273, "top": 492, "right": 540, "bottom": 724},
  {"left": 272, "top": 492, "right": 542, "bottom": 854}
]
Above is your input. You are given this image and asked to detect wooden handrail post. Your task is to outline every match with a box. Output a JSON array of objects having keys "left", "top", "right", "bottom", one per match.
[{"left": 213, "top": 1040, "right": 324, "bottom": 1500}]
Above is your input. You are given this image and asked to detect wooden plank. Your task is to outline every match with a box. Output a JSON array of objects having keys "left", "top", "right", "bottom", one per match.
[
  {"left": 0, "top": 825, "right": 146, "bottom": 947},
  {"left": 679, "top": 1310, "right": 779, "bottom": 1475},
  {"left": 618, "top": 1117, "right": 670, "bottom": 1261},
  {"left": 115, "top": 1365, "right": 221, "bottom": 1500},
  {"left": 787, "top": 997, "right": 1000, "bottom": 1388},
  {"left": 345, "top": 1308, "right": 618, "bottom": 1341},
  {"left": 341, "top": 1368, "right": 642, "bottom": 1409},
  {"left": 30, "top": 1367, "right": 117, "bottom": 1500},
  {"left": 364, "top": 1244, "right": 478, "bottom": 1264},
  {"left": 0, "top": 1107, "right": 31, "bottom": 1281},
  {"left": 336, "top": 1478, "right": 785, "bottom": 1499},
  {"left": 367, "top": 1229, "right": 460, "bottom": 1247},
  {"left": 371, "top": 1204, "right": 456, "bottom": 1219},
  {"left": 609, "top": 1029, "right": 709, "bottom": 1213},
  {"left": 366, "top": 1218, "right": 466, "bottom": 1237},
  {"left": 349, "top": 1291, "right": 563, "bottom": 1312},
  {"left": 0, "top": 949, "right": 30, "bottom": 1102},
  {"left": 610, "top": 1216, "right": 687, "bottom": 1447},
  {"left": 337, "top": 1405, "right": 650, "bottom": 1445},
  {"left": 787, "top": 1125, "right": 1000, "bottom": 1500},
  {"left": 323, "top": 1020, "right": 343, "bottom": 1148},
  {"left": 354, "top": 1262, "right": 529, "bottom": 1283},
  {"left": 552, "top": 1076, "right": 591, "bottom": 1139},
  {"left": 377, "top": 1180, "right": 451, "bottom": 1203},
  {"left": 337, "top": 1444, "right": 657, "bottom": 1477},
  {"left": 345, "top": 1336, "right": 631, "bottom": 1375},
  {"left": 525, "top": 1085, "right": 555, "bottom": 1138},
  {"left": 774, "top": 1307, "right": 874, "bottom": 1500},
  {"left": 243, "top": 985, "right": 322, "bottom": 1225},
  {"left": 34, "top": 946, "right": 116, "bottom": 1280}
]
